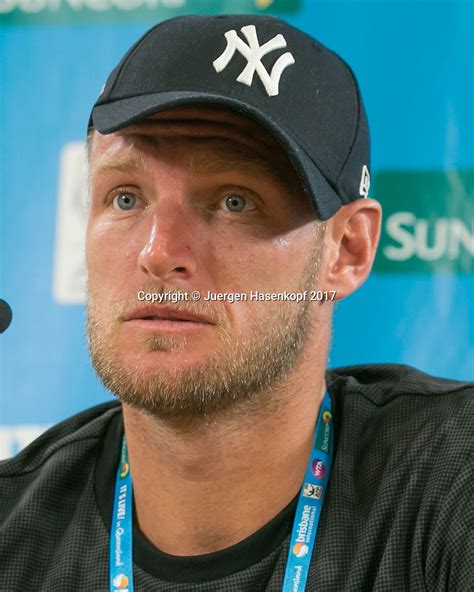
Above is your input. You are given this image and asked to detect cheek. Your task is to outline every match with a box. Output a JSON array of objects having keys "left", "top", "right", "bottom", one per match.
[
  {"left": 86, "top": 221, "right": 140, "bottom": 290},
  {"left": 208, "top": 233, "right": 306, "bottom": 301},
  {"left": 230, "top": 236, "right": 307, "bottom": 288},
  {"left": 207, "top": 234, "right": 263, "bottom": 289}
]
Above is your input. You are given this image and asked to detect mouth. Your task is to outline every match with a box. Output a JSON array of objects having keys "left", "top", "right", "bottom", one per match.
[
  {"left": 142, "top": 315, "right": 193, "bottom": 322},
  {"left": 122, "top": 305, "right": 213, "bottom": 334}
]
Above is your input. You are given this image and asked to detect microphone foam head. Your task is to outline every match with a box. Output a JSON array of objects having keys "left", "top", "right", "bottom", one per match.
[{"left": 0, "top": 299, "right": 12, "bottom": 333}]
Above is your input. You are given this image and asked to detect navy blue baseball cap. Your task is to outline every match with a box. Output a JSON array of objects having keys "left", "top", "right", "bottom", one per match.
[{"left": 89, "top": 14, "right": 371, "bottom": 220}]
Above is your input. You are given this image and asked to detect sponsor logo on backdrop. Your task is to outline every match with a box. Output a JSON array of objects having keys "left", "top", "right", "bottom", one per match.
[
  {"left": 53, "top": 142, "right": 89, "bottom": 304},
  {"left": 374, "top": 171, "right": 473, "bottom": 273},
  {"left": 0, "top": 0, "right": 299, "bottom": 26}
]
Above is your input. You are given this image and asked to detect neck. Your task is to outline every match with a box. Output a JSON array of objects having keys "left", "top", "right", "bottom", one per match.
[{"left": 122, "top": 364, "right": 327, "bottom": 556}]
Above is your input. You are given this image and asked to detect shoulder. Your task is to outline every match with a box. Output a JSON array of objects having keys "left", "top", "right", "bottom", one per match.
[
  {"left": 324, "top": 365, "right": 474, "bottom": 588},
  {"left": 326, "top": 363, "right": 473, "bottom": 405},
  {"left": 326, "top": 363, "right": 473, "bottom": 423},
  {"left": 326, "top": 363, "right": 473, "bottom": 462},
  {"left": 0, "top": 402, "right": 121, "bottom": 585},
  {"left": 0, "top": 400, "right": 121, "bottom": 478}
]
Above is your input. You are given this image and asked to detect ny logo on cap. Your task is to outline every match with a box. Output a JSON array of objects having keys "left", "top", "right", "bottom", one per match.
[{"left": 213, "top": 25, "right": 295, "bottom": 97}]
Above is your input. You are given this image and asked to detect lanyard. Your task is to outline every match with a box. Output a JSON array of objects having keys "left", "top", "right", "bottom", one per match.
[{"left": 110, "top": 390, "right": 333, "bottom": 592}]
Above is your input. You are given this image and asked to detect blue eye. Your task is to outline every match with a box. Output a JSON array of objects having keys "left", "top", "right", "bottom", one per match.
[
  {"left": 221, "top": 195, "right": 256, "bottom": 213},
  {"left": 113, "top": 192, "right": 137, "bottom": 211}
]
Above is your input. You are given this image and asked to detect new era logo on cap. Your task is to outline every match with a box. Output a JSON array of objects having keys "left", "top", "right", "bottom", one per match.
[
  {"left": 212, "top": 24, "right": 295, "bottom": 97},
  {"left": 359, "top": 165, "right": 371, "bottom": 198},
  {"left": 90, "top": 14, "right": 371, "bottom": 221}
]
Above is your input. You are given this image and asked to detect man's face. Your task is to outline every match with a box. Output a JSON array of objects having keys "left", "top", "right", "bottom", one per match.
[{"left": 86, "top": 105, "right": 327, "bottom": 420}]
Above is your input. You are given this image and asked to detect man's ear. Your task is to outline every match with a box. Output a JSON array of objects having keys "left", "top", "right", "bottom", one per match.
[{"left": 320, "top": 198, "right": 382, "bottom": 301}]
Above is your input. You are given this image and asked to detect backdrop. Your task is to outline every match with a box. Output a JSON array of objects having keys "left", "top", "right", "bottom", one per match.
[{"left": 1, "top": 0, "right": 473, "bottom": 458}]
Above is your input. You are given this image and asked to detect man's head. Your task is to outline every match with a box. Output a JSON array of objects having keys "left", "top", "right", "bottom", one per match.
[{"left": 85, "top": 15, "right": 381, "bottom": 421}]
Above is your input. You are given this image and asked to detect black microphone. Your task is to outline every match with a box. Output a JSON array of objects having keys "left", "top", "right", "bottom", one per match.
[{"left": 0, "top": 299, "right": 12, "bottom": 333}]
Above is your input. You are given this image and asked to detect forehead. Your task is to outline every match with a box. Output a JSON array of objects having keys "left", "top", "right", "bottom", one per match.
[{"left": 89, "top": 104, "right": 302, "bottom": 186}]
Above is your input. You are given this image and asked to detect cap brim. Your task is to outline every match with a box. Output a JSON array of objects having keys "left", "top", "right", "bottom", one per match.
[{"left": 92, "top": 91, "right": 343, "bottom": 220}]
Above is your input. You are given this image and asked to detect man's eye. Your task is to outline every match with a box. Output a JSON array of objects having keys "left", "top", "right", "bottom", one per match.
[
  {"left": 220, "top": 194, "right": 256, "bottom": 213},
  {"left": 112, "top": 192, "right": 138, "bottom": 211}
]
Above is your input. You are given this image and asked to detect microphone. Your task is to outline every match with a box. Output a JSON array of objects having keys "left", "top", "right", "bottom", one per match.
[{"left": 0, "top": 299, "right": 12, "bottom": 333}]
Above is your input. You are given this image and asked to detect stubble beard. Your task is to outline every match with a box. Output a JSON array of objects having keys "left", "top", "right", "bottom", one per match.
[{"left": 87, "top": 224, "right": 326, "bottom": 421}]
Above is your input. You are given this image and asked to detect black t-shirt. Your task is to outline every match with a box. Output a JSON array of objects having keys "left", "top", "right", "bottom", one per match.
[{"left": 1, "top": 364, "right": 473, "bottom": 591}]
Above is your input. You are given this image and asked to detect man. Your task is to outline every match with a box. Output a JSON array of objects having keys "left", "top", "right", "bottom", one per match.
[{"left": 1, "top": 14, "right": 472, "bottom": 592}]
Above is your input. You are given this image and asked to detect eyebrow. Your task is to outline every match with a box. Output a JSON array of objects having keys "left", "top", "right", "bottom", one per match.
[
  {"left": 92, "top": 135, "right": 299, "bottom": 192},
  {"left": 92, "top": 154, "right": 147, "bottom": 175}
]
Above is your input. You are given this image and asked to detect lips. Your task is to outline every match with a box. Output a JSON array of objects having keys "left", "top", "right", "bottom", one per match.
[{"left": 123, "top": 305, "right": 212, "bottom": 324}]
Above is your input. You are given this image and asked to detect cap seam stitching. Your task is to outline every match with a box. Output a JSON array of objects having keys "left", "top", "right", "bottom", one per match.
[
  {"left": 335, "top": 64, "right": 362, "bottom": 191},
  {"left": 106, "top": 21, "right": 166, "bottom": 100}
]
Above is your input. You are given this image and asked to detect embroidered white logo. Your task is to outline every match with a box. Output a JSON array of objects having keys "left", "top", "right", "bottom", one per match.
[
  {"left": 213, "top": 25, "right": 295, "bottom": 97},
  {"left": 359, "top": 164, "right": 370, "bottom": 197}
]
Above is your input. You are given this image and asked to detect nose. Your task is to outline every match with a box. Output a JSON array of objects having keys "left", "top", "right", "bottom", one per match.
[{"left": 137, "top": 201, "right": 198, "bottom": 282}]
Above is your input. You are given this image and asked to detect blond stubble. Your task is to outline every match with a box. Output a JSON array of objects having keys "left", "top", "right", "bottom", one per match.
[{"left": 87, "top": 223, "right": 326, "bottom": 421}]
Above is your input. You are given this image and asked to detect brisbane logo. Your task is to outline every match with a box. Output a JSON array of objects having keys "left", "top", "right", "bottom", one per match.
[
  {"left": 292, "top": 542, "right": 309, "bottom": 558},
  {"left": 112, "top": 573, "right": 129, "bottom": 590}
]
